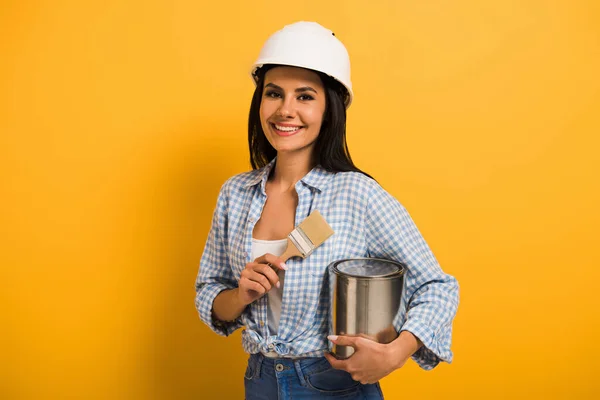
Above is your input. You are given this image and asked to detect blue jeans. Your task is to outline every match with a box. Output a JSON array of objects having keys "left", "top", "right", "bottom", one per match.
[{"left": 244, "top": 353, "right": 385, "bottom": 399}]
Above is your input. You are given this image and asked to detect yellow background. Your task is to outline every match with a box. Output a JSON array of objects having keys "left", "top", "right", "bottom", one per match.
[{"left": 2, "top": 0, "right": 599, "bottom": 398}]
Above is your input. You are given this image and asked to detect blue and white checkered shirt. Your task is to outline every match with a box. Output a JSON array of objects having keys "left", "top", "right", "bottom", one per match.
[{"left": 195, "top": 158, "right": 459, "bottom": 370}]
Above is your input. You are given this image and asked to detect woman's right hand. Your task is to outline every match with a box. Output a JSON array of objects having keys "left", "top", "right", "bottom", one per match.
[{"left": 237, "top": 253, "right": 287, "bottom": 306}]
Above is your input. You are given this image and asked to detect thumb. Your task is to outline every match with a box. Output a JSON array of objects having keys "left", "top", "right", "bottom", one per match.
[{"left": 328, "top": 335, "right": 358, "bottom": 348}]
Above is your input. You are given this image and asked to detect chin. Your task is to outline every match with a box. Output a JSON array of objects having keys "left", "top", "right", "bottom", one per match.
[
  {"left": 275, "top": 144, "right": 316, "bottom": 155},
  {"left": 267, "top": 136, "right": 317, "bottom": 155},
  {"left": 273, "top": 147, "right": 298, "bottom": 153}
]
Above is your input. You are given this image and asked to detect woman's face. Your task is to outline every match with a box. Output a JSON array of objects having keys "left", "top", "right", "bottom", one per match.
[{"left": 260, "top": 66, "right": 326, "bottom": 157}]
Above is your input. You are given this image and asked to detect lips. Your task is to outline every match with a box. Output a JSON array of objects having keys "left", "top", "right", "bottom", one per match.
[{"left": 270, "top": 122, "right": 304, "bottom": 137}]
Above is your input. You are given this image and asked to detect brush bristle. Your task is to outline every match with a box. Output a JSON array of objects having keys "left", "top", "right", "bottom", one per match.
[{"left": 297, "top": 210, "right": 334, "bottom": 247}]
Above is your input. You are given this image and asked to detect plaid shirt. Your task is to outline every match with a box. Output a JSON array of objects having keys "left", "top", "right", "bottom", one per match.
[{"left": 195, "top": 158, "right": 459, "bottom": 370}]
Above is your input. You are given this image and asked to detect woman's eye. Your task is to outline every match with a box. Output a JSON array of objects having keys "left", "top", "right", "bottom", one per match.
[
  {"left": 265, "top": 91, "right": 281, "bottom": 98},
  {"left": 298, "top": 94, "right": 314, "bottom": 101}
]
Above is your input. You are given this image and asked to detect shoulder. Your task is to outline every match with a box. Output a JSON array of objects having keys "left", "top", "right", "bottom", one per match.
[
  {"left": 218, "top": 167, "right": 265, "bottom": 197},
  {"left": 330, "top": 171, "right": 404, "bottom": 214},
  {"left": 329, "top": 170, "right": 385, "bottom": 197},
  {"left": 221, "top": 169, "right": 260, "bottom": 189}
]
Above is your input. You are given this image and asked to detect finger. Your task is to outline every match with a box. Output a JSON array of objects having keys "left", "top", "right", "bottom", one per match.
[
  {"left": 324, "top": 352, "right": 347, "bottom": 371},
  {"left": 245, "top": 270, "right": 272, "bottom": 292},
  {"left": 245, "top": 262, "right": 279, "bottom": 289},
  {"left": 327, "top": 335, "right": 358, "bottom": 348},
  {"left": 254, "top": 253, "right": 287, "bottom": 270},
  {"left": 253, "top": 263, "right": 281, "bottom": 288},
  {"left": 239, "top": 277, "right": 266, "bottom": 295}
]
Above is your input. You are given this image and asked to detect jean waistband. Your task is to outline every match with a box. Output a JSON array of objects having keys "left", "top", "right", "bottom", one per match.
[{"left": 248, "top": 352, "right": 330, "bottom": 385}]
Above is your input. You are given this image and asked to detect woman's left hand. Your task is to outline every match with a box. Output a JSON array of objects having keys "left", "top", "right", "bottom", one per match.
[{"left": 323, "top": 331, "right": 420, "bottom": 384}]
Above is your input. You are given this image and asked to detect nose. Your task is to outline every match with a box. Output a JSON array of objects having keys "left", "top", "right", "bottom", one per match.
[{"left": 277, "top": 97, "right": 296, "bottom": 118}]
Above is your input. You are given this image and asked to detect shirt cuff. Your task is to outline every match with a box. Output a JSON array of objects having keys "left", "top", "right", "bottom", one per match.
[
  {"left": 196, "top": 283, "right": 243, "bottom": 337},
  {"left": 399, "top": 318, "right": 453, "bottom": 371}
]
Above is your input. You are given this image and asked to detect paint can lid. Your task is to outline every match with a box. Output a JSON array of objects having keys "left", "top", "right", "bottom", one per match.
[{"left": 329, "top": 258, "right": 405, "bottom": 278}]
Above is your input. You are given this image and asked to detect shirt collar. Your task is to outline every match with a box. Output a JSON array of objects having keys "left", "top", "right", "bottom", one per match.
[{"left": 243, "top": 157, "right": 335, "bottom": 192}]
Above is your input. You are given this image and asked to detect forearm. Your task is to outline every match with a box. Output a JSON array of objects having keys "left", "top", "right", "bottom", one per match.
[
  {"left": 212, "top": 288, "right": 247, "bottom": 322},
  {"left": 388, "top": 331, "right": 423, "bottom": 369}
]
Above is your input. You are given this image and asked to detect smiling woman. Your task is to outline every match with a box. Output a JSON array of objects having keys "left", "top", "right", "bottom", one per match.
[
  {"left": 247, "top": 62, "right": 363, "bottom": 177},
  {"left": 194, "top": 21, "right": 459, "bottom": 400}
]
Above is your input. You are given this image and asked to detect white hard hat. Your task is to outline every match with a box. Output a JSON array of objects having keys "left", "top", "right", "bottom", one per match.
[{"left": 251, "top": 21, "right": 354, "bottom": 108}]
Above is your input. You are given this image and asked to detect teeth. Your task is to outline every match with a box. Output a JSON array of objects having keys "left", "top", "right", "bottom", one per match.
[{"left": 274, "top": 124, "right": 301, "bottom": 132}]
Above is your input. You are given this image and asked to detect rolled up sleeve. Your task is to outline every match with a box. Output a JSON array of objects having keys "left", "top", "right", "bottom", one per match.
[
  {"left": 365, "top": 183, "right": 459, "bottom": 370},
  {"left": 195, "top": 181, "right": 243, "bottom": 337}
]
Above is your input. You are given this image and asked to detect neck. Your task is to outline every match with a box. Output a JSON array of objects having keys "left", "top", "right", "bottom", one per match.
[{"left": 270, "top": 151, "right": 316, "bottom": 192}]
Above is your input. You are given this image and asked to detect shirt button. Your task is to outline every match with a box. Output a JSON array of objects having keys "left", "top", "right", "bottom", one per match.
[
  {"left": 275, "top": 364, "right": 284, "bottom": 372},
  {"left": 249, "top": 217, "right": 254, "bottom": 223},
  {"left": 260, "top": 321, "right": 264, "bottom": 327}
]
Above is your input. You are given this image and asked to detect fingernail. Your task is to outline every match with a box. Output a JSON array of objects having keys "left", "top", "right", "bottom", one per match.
[
  {"left": 279, "top": 262, "right": 287, "bottom": 270},
  {"left": 276, "top": 282, "right": 281, "bottom": 288},
  {"left": 327, "top": 335, "right": 338, "bottom": 342}
]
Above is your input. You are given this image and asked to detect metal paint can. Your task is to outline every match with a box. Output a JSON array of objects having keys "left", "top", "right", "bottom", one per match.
[{"left": 328, "top": 258, "right": 406, "bottom": 358}]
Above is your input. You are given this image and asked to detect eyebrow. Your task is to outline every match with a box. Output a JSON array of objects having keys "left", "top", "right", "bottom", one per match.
[{"left": 265, "top": 83, "right": 318, "bottom": 94}]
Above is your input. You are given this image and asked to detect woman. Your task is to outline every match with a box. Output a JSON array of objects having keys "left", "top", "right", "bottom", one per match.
[{"left": 195, "top": 21, "right": 459, "bottom": 399}]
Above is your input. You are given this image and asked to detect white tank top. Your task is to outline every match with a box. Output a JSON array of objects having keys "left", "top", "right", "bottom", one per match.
[{"left": 250, "top": 237, "right": 288, "bottom": 336}]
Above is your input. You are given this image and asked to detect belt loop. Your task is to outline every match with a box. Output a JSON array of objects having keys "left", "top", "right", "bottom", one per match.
[
  {"left": 255, "top": 353, "right": 264, "bottom": 379},
  {"left": 293, "top": 359, "right": 307, "bottom": 386}
]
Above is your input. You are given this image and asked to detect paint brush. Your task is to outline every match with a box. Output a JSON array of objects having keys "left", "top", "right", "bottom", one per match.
[{"left": 280, "top": 210, "right": 334, "bottom": 262}]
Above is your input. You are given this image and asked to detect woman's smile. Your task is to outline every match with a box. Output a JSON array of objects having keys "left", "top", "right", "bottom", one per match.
[{"left": 270, "top": 122, "right": 305, "bottom": 137}]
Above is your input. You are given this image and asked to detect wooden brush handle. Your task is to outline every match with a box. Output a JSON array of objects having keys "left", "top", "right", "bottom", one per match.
[{"left": 280, "top": 238, "right": 303, "bottom": 262}]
